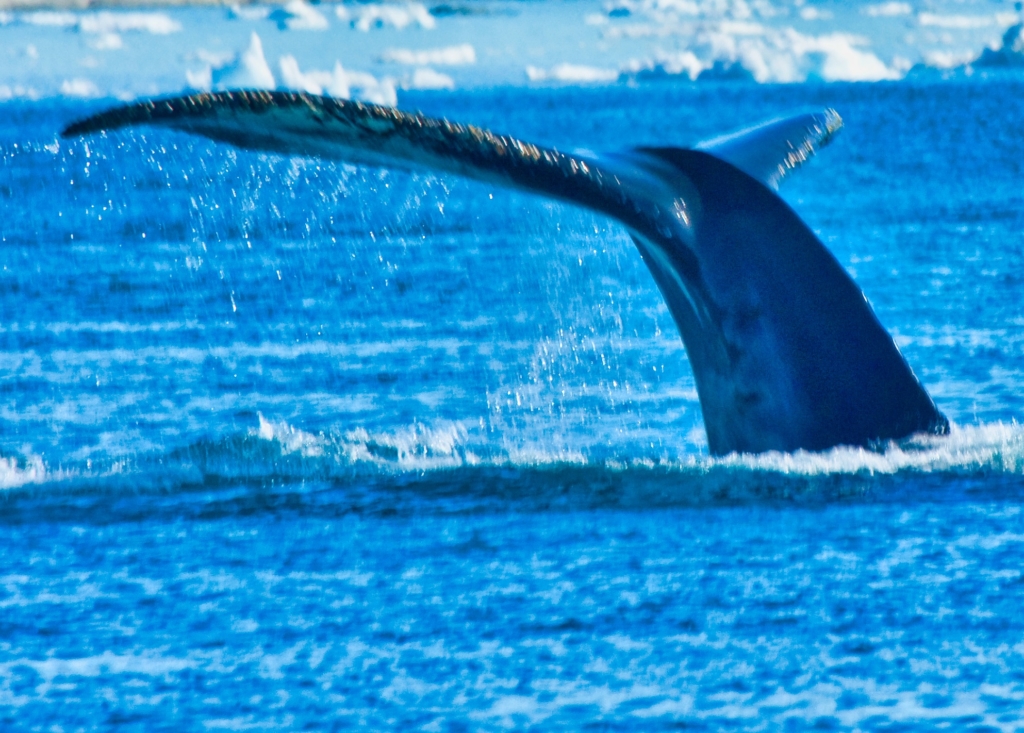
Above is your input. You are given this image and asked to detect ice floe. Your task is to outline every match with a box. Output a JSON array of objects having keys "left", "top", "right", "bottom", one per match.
[
  {"left": 78, "top": 11, "right": 182, "bottom": 35},
  {"left": 275, "top": 54, "right": 398, "bottom": 104},
  {"left": 22, "top": 10, "right": 181, "bottom": 34},
  {"left": 798, "top": 7, "right": 832, "bottom": 21},
  {"left": 918, "top": 11, "right": 1018, "bottom": 30},
  {"left": 226, "top": 4, "right": 272, "bottom": 21},
  {"left": 380, "top": 43, "right": 475, "bottom": 65},
  {"left": 527, "top": 63, "right": 619, "bottom": 83},
  {"left": 911, "top": 16, "right": 1024, "bottom": 74},
  {"left": 88, "top": 33, "right": 123, "bottom": 51},
  {"left": 616, "top": 26, "right": 903, "bottom": 82},
  {"left": 862, "top": 2, "right": 912, "bottom": 18},
  {"left": 60, "top": 78, "right": 101, "bottom": 98},
  {"left": 974, "top": 20, "right": 1024, "bottom": 67},
  {"left": 620, "top": 50, "right": 713, "bottom": 81},
  {"left": 268, "top": 0, "right": 330, "bottom": 31},
  {"left": 278, "top": 56, "right": 351, "bottom": 96},
  {"left": 0, "top": 84, "right": 38, "bottom": 100},
  {"left": 400, "top": 67, "right": 454, "bottom": 89},
  {"left": 337, "top": 2, "right": 436, "bottom": 31},
  {"left": 189, "top": 32, "right": 276, "bottom": 91},
  {"left": 344, "top": 72, "right": 398, "bottom": 104},
  {"left": 4, "top": 0, "right": 1024, "bottom": 103}
]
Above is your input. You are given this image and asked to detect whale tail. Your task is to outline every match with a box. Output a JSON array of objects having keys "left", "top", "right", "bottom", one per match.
[{"left": 62, "top": 91, "right": 947, "bottom": 455}]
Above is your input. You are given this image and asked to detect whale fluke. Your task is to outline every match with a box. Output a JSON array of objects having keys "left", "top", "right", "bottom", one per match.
[
  {"left": 62, "top": 91, "right": 948, "bottom": 456},
  {"left": 694, "top": 109, "right": 842, "bottom": 190}
]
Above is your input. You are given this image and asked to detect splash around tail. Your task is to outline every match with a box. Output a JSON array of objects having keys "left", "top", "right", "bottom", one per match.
[
  {"left": 1, "top": 419, "right": 1020, "bottom": 517},
  {"left": 62, "top": 91, "right": 947, "bottom": 456}
]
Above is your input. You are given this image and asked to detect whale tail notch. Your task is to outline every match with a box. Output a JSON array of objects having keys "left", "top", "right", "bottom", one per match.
[{"left": 62, "top": 91, "right": 948, "bottom": 455}]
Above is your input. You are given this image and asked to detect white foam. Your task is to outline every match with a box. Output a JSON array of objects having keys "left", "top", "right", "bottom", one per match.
[
  {"left": 381, "top": 43, "right": 476, "bottom": 66},
  {"left": 712, "top": 422, "right": 1024, "bottom": 476},
  {"left": 253, "top": 414, "right": 486, "bottom": 470},
  {"left": 3, "top": 651, "right": 195, "bottom": 681},
  {"left": 241, "top": 412, "right": 1024, "bottom": 486},
  {"left": 339, "top": 2, "right": 436, "bottom": 32},
  {"left": 268, "top": 0, "right": 329, "bottom": 31},
  {"left": 633, "top": 697, "right": 696, "bottom": 718},
  {"left": 526, "top": 63, "right": 619, "bottom": 83},
  {"left": 258, "top": 642, "right": 305, "bottom": 679},
  {"left": 0, "top": 453, "right": 46, "bottom": 490},
  {"left": 256, "top": 413, "right": 324, "bottom": 458}
]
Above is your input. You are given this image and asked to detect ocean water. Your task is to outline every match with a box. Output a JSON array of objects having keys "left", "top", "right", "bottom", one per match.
[
  {"left": 4, "top": 1, "right": 1024, "bottom": 731},
  {"left": 1, "top": 80, "right": 1023, "bottom": 732}
]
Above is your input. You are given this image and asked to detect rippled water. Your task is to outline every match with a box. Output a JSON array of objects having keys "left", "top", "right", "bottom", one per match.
[{"left": 3, "top": 81, "right": 1024, "bottom": 728}]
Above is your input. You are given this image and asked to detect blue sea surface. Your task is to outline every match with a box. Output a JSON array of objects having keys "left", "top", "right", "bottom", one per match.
[{"left": 3, "top": 81, "right": 1024, "bottom": 729}]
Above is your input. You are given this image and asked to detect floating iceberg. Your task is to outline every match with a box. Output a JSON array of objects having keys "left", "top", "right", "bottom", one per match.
[
  {"left": 60, "top": 78, "right": 101, "bottom": 98},
  {"left": 188, "top": 32, "right": 276, "bottom": 91},
  {"left": 268, "top": 1, "right": 329, "bottom": 31},
  {"left": 917, "top": 12, "right": 1011, "bottom": 30},
  {"left": 279, "top": 56, "right": 350, "bottom": 96},
  {"left": 21, "top": 11, "right": 78, "bottom": 27},
  {"left": 337, "top": 3, "right": 436, "bottom": 31},
  {"left": 617, "top": 26, "right": 901, "bottom": 83},
  {"left": 276, "top": 55, "right": 398, "bottom": 105},
  {"left": 380, "top": 43, "right": 475, "bottom": 66},
  {"left": 78, "top": 11, "right": 182, "bottom": 35},
  {"left": 22, "top": 9, "right": 181, "bottom": 34},
  {"left": 862, "top": 2, "right": 912, "bottom": 18},
  {"left": 400, "top": 67, "right": 454, "bottom": 89},
  {"left": 526, "top": 63, "right": 619, "bottom": 83},
  {"left": 975, "top": 22, "right": 1024, "bottom": 67},
  {"left": 89, "top": 33, "right": 123, "bottom": 51},
  {"left": 226, "top": 4, "right": 271, "bottom": 21},
  {"left": 909, "top": 16, "right": 1024, "bottom": 75},
  {"left": 620, "top": 51, "right": 706, "bottom": 81}
]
